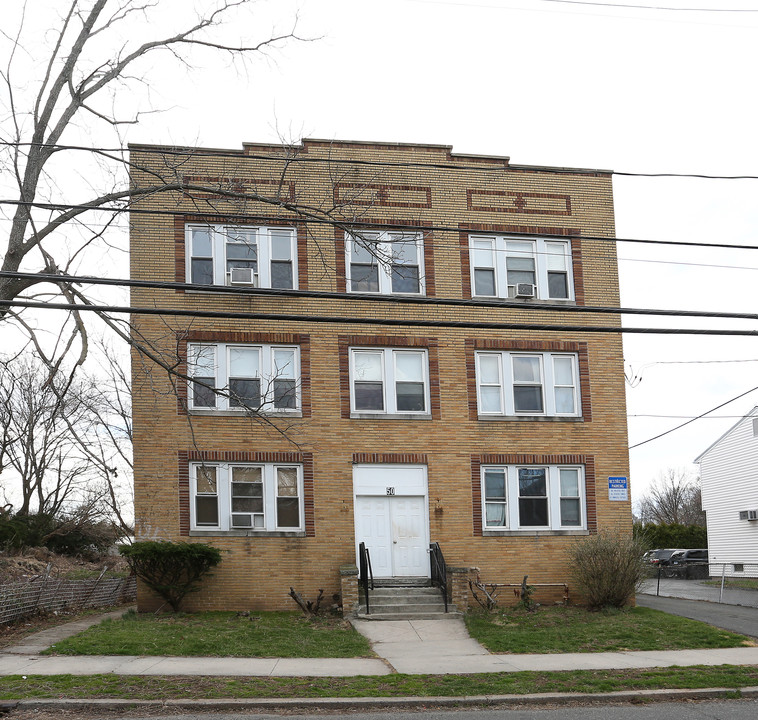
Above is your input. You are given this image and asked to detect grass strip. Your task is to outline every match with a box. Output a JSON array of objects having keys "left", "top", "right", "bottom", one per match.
[
  {"left": 47, "top": 610, "right": 372, "bottom": 658},
  {"left": 2, "top": 666, "right": 758, "bottom": 700},
  {"left": 465, "top": 606, "right": 753, "bottom": 653}
]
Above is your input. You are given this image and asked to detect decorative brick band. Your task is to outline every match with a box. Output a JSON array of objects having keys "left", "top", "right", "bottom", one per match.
[
  {"left": 175, "top": 331, "right": 311, "bottom": 418},
  {"left": 471, "top": 454, "right": 597, "bottom": 536},
  {"left": 181, "top": 175, "right": 296, "bottom": 202},
  {"left": 174, "top": 216, "right": 308, "bottom": 291},
  {"left": 334, "top": 183, "right": 432, "bottom": 209},
  {"left": 333, "top": 224, "right": 436, "bottom": 296},
  {"left": 338, "top": 335, "right": 441, "bottom": 420},
  {"left": 467, "top": 189, "right": 572, "bottom": 216},
  {"left": 457, "top": 227, "right": 585, "bottom": 305},
  {"left": 464, "top": 338, "right": 592, "bottom": 422},
  {"left": 178, "top": 450, "right": 315, "bottom": 537},
  {"left": 352, "top": 453, "right": 429, "bottom": 465}
]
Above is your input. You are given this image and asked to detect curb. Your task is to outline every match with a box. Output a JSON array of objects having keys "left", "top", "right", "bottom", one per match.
[{"left": 6, "top": 686, "right": 758, "bottom": 713}]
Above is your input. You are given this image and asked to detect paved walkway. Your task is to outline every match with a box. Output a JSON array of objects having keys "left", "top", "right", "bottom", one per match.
[
  {"left": 2, "top": 611, "right": 758, "bottom": 677},
  {"left": 640, "top": 578, "right": 758, "bottom": 608}
]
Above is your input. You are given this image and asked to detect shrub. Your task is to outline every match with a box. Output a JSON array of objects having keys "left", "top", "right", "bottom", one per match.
[
  {"left": 633, "top": 521, "right": 707, "bottom": 550},
  {"left": 567, "top": 531, "right": 646, "bottom": 609},
  {"left": 119, "top": 541, "right": 223, "bottom": 611}
]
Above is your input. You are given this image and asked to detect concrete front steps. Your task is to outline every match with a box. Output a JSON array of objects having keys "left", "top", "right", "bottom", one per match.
[{"left": 357, "top": 583, "right": 461, "bottom": 620}]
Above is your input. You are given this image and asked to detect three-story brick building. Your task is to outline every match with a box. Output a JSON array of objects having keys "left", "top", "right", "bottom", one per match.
[{"left": 129, "top": 138, "right": 630, "bottom": 612}]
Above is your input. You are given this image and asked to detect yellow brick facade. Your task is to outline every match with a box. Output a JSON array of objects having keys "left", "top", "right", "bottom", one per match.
[{"left": 129, "top": 139, "right": 630, "bottom": 612}]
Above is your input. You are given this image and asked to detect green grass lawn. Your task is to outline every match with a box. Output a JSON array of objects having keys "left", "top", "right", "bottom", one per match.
[
  {"left": 705, "top": 578, "right": 758, "bottom": 591},
  {"left": 465, "top": 606, "right": 752, "bottom": 653},
  {"left": 47, "top": 610, "right": 373, "bottom": 658},
  {"left": 2, "top": 665, "right": 758, "bottom": 700}
]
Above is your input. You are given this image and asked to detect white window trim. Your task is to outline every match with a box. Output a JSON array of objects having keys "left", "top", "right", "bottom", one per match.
[
  {"left": 349, "top": 347, "right": 431, "bottom": 416},
  {"left": 481, "top": 464, "right": 586, "bottom": 531},
  {"left": 475, "top": 351, "right": 580, "bottom": 418},
  {"left": 346, "top": 230, "right": 425, "bottom": 295},
  {"left": 187, "top": 342, "right": 301, "bottom": 413},
  {"left": 189, "top": 462, "right": 304, "bottom": 533},
  {"left": 186, "top": 223, "right": 298, "bottom": 289},
  {"left": 469, "top": 234, "right": 573, "bottom": 301}
]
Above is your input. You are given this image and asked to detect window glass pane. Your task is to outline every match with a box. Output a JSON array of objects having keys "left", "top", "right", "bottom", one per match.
[
  {"left": 355, "top": 382, "right": 384, "bottom": 410},
  {"left": 474, "top": 268, "right": 496, "bottom": 296},
  {"left": 513, "top": 356, "right": 541, "bottom": 383},
  {"left": 560, "top": 498, "right": 581, "bottom": 526},
  {"left": 233, "top": 466, "right": 262, "bottom": 484},
  {"left": 548, "top": 272, "right": 568, "bottom": 298},
  {"left": 486, "top": 503, "right": 506, "bottom": 526},
  {"left": 229, "top": 378, "right": 260, "bottom": 408},
  {"left": 273, "top": 349, "right": 296, "bottom": 379},
  {"left": 277, "top": 497, "right": 300, "bottom": 527},
  {"left": 227, "top": 227, "right": 256, "bottom": 245},
  {"left": 519, "top": 468, "right": 546, "bottom": 497},
  {"left": 354, "top": 352, "right": 383, "bottom": 381},
  {"left": 514, "top": 386, "right": 543, "bottom": 413},
  {"left": 191, "top": 228, "right": 212, "bottom": 256},
  {"left": 472, "top": 240, "right": 494, "bottom": 267},
  {"left": 553, "top": 356, "right": 574, "bottom": 386},
  {"left": 195, "top": 466, "right": 217, "bottom": 494},
  {"left": 351, "top": 263, "right": 379, "bottom": 292},
  {"left": 270, "top": 230, "right": 293, "bottom": 260},
  {"left": 274, "top": 379, "right": 297, "bottom": 408},
  {"left": 479, "top": 386, "right": 502, "bottom": 413},
  {"left": 555, "top": 387, "right": 575, "bottom": 414},
  {"left": 391, "top": 264, "right": 420, "bottom": 293},
  {"left": 506, "top": 241, "right": 534, "bottom": 255},
  {"left": 395, "top": 352, "right": 424, "bottom": 381},
  {"left": 351, "top": 237, "right": 379, "bottom": 263},
  {"left": 478, "top": 355, "right": 500, "bottom": 384},
  {"left": 520, "top": 498, "right": 548, "bottom": 526},
  {"left": 191, "top": 258, "right": 214, "bottom": 285},
  {"left": 196, "top": 496, "right": 218, "bottom": 525},
  {"left": 277, "top": 467, "right": 299, "bottom": 496},
  {"left": 271, "top": 261, "right": 293, "bottom": 289},
  {"left": 546, "top": 243, "right": 567, "bottom": 271},
  {"left": 560, "top": 469, "right": 579, "bottom": 497},
  {"left": 396, "top": 382, "right": 425, "bottom": 412},
  {"left": 226, "top": 241, "right": 257, "bottom": 261},
  {"left": 391, "top": 237, "right": 418, "bottom": 264},
  {"left": 484, "top": 470, "right": 506, "bottom": 500},
  {"left": 193, "top": 378, "right": 216, "bottom": 408},
  {"left": 189, "top": 345, "right": 216, "bottom": 376},
  {"left": 229, "top": 347, "right": 259, "bottom": 377}
]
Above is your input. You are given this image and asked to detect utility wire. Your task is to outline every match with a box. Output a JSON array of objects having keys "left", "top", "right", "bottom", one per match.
[
  {"left": 2, "top": 198, "right": 757, "bottom": 252},
  {"left": 629, "top": 383, "right": 758, "bottom": 449},
  {"left": 3, "top": 298, "right": 758, "bottom": 336},
  {"left": 3, "top": 269, "right": 758, "bottom": 323}
]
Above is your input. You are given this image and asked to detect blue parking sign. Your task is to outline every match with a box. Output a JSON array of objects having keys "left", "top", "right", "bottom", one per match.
[{"left": 608, "top": 476, "right": 628, "bottom": 501}]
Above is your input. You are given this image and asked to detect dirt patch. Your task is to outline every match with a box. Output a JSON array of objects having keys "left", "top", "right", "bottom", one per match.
[{"left": 0, "top": 548, "right": 128, "bottom": 583}]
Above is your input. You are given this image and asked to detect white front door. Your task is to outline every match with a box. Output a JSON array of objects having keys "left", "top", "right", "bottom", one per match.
[{"left": 353, "top": 464, "right": 429, "bottom": 578}]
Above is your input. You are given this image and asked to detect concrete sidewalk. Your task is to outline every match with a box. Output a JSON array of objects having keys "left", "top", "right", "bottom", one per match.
[{"left": 2, "top": 612, "right": 758, "bottom": 677}]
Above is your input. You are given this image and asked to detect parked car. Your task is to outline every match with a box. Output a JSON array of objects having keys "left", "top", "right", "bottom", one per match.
[
  {"left": 663, "top": 549, "right": 709, "bottom": 579},
  {"left": 643, "top": 548, "right": 683, "bottom": 566}
]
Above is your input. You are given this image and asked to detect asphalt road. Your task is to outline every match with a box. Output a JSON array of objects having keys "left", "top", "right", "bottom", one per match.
[{"left": 636, "top": 593, "right": 758, "bottom": 638}]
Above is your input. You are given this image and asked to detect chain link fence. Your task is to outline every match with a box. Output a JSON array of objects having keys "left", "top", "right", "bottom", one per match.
[
  {"left": 639, "top": 562, "right": 758, "bottom": 608},
  {"left": 0, "top": 566, "right": 136, "bottom": 625}
]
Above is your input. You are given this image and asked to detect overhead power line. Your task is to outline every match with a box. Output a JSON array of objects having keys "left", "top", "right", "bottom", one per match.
[
  {"left": 4, "top": 269, "right": 758, "bottom": 323},
  {"left": 2, "top": 198, "right": 757, "bottom": 252},
  {"left": 3, "top": 298, "right": 758, "bottom": 337}
]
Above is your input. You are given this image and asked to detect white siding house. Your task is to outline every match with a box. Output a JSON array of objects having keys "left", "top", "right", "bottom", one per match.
[{"left": 695, "top": 406, "right": 758, "bottom": 575}]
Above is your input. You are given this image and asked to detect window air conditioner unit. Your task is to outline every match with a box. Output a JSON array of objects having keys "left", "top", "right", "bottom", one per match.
[
  {"left": 515, "top": 283, "right": 536, "bottom": 299},
  {"left": 229, "top": 267, "right": 256, "bottom": 285},
  {"left": 748, "top": 509, "right": 758, "bottom": 521}
]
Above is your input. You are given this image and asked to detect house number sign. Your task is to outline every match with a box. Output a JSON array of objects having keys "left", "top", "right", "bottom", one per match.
[{"left": 386, "top": 487, "right": 396, "bottom": 496}]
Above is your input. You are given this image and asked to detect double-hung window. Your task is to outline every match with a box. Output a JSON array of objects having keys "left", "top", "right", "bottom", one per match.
[
  {"left": 346, "top": 231, "right": 424, "bottom": 295},
  {"left": 187, "top": 224, "right": 296, "bottom": 289},
  {"left": 191, "top": 462, "right": 303, "bottom": 532},
  {"left": 475, "top": 351, "right": 579, "bottom": 417},
  {"left": 350, "top": 348, "right": 429, "bottom": 415},
  {"left": 481, "top": 464, "right": 585, "bottom": 531},
  {"left": 469, "top": 234, "right": 573, "bottom": 300},
  {"left": 188, "top": 343, "right": 300, "bottom": 412}
]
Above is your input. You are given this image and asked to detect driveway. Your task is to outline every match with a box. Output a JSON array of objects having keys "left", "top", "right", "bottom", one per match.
[{"left": 639, "top": 577, "right": 758, "bottom": 608}]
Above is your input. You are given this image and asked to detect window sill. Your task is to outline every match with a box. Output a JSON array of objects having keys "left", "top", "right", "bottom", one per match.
[
  {"left": 189, "top": 530, "right": 306, "bottom": 537},
  {"left": 350, "top": 412, "right": 433, "bottom": 420},
  {"left": 471, "top": 296, "right": 576, "bottom": 305},
  {"left": 482, "top": 529, "right": 589, "bottom": 537},
  {"left": 477, "top": 414, "right": 582, "bottom": 422},
  {"left": 189, "top": 409, "right": 302, "bottom": 418}
]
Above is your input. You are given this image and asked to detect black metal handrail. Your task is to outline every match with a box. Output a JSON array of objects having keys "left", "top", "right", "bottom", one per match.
[
  {"left": 358, "top": 541, "right": 374, "bottom": 614},
  {"left": 429, "top": 541, "right": 448, "bottom": 612}
]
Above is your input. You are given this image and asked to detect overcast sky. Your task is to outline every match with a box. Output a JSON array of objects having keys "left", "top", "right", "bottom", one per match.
[{"left": 5, "top": 0, "right": 758, "bottom": 507}]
